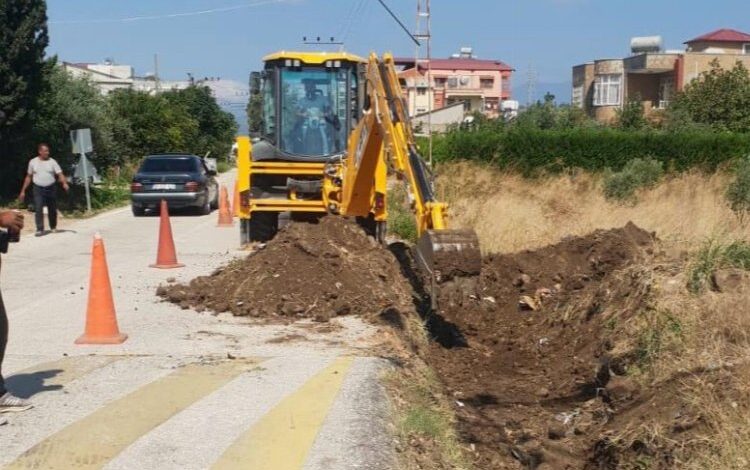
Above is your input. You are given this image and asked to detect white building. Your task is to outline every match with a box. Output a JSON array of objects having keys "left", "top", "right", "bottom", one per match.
[{"left": 62, "top": 61, "right": 191, "bottom": 95}]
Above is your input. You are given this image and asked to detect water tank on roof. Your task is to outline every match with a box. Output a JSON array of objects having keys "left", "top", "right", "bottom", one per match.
[
  {"left": 630, "top": 36, "right": 663, "bottom": 54},
  {"left": 459, "top": 47, "right": 474, "bottom": 58}
]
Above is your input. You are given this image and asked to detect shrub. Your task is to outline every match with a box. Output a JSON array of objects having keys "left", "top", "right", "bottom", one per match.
[
  {"left": 603, "top": 157, "right": 664, "bottom": 201},
  {"left": 726, "top": 157, "right": 750, "bottom": 221},
  {"left": 431, "top": 127, "right": 750, "bottom": 174},
  {"left": 217, "top": 160, "right": 231, "bottom": 173},
  {"left": 387, "top": 185, "right": 418, "bottom": 243},
  {"left": 616, "top": 95, "right": 647, "bottom": 130},
  {"left": 688, "top": 239, "right": 750, "bottom": 293}
]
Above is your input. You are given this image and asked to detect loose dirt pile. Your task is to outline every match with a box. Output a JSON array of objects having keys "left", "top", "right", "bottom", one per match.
[
  {"left": 160, "top": 216, "right": 704, "bottom": 468},
  {"left": 427, "top": 222, "right": 672, "bottom": 469},
  {"left": 158, "top": 216, "right": 414, "bottom": 322}
]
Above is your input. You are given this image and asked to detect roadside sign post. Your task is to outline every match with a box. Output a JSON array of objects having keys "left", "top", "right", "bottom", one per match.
[{"left": 71, "top": 128, "right": 94, "bottom": 213}]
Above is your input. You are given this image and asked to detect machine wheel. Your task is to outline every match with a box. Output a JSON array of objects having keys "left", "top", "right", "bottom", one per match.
[
  {"left": 132, "top": 205, "right": 145, "bottom": 217},
  {"left": 248, "top": 212, "right": 279, "bottom": 242}
]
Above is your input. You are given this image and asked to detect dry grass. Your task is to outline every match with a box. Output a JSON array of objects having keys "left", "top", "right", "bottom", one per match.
[
  {"left": 435, "top": 161, "right": 750, "bottom": 466},
  {"left": 384, "top": 361, "right": 470, "bottom": 470},
  {"left": 436, "top": 161, "right": 750, "bottom": 254}
]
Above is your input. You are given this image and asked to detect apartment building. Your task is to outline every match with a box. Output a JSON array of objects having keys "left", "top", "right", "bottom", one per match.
[
  {"left": 62, "top": 61, "right": 190, "bottom": 95},
  {"left": 573, "top": 29, "right": 750, "bottom": 122},
  {"left": 396, "top": 48, "right": 514, "bottom": 118}
]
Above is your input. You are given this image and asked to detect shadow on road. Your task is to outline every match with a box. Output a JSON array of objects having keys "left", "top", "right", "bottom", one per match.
[{"left": 5, "top": 369, "right": 64, "bottom": 398}]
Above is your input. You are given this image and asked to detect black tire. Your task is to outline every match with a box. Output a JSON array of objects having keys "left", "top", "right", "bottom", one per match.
[
  {"left": 249, "top": 212, "right": 278, "bottom": 242},
  {"left": 132, "top": 205, "right": 145, "bottom": 217},
  {"left": 199, "top": 192, "right": 211, "bottom": 215},
  {"left": 210, "top": 185, "right": 219, "bottom": 210}
]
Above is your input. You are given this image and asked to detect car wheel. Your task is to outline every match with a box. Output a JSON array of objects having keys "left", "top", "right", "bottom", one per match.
[
  {"left": 200, "top": 195, "right": 211, "bottom": 216},
  {"left": 132, "top": 205, "right": 145, "bottom": 217},
  {"left": 210, "top": 186, "right": 219, "bottom": 209},
  {"left": 248, "top": 212, "right": 278, "bottom": 242}
]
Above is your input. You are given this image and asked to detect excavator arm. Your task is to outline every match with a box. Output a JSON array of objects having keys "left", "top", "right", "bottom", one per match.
[{"left": 324, "top": 53, "right": 481, "bottom": 283}]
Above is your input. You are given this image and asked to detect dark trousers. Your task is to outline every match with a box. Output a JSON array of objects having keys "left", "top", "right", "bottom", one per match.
[
  {"left": 33, "top": 184, "right": 58, "bottom": 232},
  {"left": 0, "top": 287, "right": 7, "bottom": 395}
]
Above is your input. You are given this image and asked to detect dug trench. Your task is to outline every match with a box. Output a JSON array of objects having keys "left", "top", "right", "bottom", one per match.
[{"left": 158, "top": 217, "right": 703, "bottom": 469}]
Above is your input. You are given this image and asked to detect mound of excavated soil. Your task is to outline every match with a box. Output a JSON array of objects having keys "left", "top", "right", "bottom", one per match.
[
  {"left": 157, "top": 217, "right": 414, "bottom": 322},
  {"left": 428, "top": 222, "right": 659, "bottom": 469}
]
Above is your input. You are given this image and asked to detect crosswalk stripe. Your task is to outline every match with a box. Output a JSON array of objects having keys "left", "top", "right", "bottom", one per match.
[
  {"left": 212, "top": 356, "right": 355, "bottom": 470},
  {"left": 5, "top": 359, "right": 257, "bottom": 470},
  {"left": 6, "top": 356, "right": 122, "bottom": 397}
]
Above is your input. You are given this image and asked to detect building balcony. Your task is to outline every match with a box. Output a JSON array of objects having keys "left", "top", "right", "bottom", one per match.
[{"left": 624, "top": 53, "right": 680, "bottom": 73}]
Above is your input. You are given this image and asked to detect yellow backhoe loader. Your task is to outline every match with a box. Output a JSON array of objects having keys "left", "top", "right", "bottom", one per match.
[{"left": 235, "top": 50, "right": 480, "bottom": 287}]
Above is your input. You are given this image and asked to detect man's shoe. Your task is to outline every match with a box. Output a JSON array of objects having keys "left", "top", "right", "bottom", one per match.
[
  {"left": 0, "top": 393, "right": 33, "bottom": 413},
  {"left": 35, "top": 231, "right": 44, "bottom": 237}
]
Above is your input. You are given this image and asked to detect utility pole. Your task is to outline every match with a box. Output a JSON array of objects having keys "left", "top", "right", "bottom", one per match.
[
  {"left": 415, "top": 0, "right": 432, "bottom": 165},
  {"left": 154, "top": 53, "right": 161, "bottom": 93},
  {"left": 526, "top": 64, "right": 537, "bottom": 107}
]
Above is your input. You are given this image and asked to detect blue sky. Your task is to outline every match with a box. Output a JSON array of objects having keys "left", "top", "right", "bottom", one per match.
[{"left": 48, "top": 0, "right": 750, "bottom": 102}]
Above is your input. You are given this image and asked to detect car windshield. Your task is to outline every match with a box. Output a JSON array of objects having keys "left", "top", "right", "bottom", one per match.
[
  {"left": 279, "top": 67, "right": 350, "bottom": 157},
  {"left": 140, "top": 158, "right": 198, "bottom": 173}
]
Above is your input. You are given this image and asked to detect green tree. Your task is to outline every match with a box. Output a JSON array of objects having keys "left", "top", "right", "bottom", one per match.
[
  {"left": 107, "top": 89, "right": 199, "bottom": 160},
  {"left": 164, "top": 85, "right": 237, "bottom": 159},
  {"left": 247, "top": 72, "right": 263, "bottom": 135},
  {"left": 616, "top": 94, "right": 647, "bottom": 130},
  {"left": 0, "top": 0, "right": 51, "bottom": 194},
  {"left": 33, "top": 66, "right": 120, "bottom": 170},
  {"left": 670, "top": 60, "right": 750, "bottom": 132}
]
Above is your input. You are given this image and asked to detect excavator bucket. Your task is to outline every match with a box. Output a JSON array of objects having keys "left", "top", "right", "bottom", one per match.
[{"left": 415, "top": 229, "right": 482, "bottom": 283}]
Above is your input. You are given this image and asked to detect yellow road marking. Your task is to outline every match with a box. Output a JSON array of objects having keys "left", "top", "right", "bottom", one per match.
[
  {"left": 8, "top": 356, "right": 122, "bottom": 395},
  {"left": 212, "top": 356, "right": 355, "bottom": 470},
  {"left": 6, "top": 359, "right": 257, "bottom": 470}
]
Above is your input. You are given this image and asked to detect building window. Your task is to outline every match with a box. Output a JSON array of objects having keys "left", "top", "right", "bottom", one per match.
[
  {"left": 572, "top": 86, "right": 584, "bottom": 108},
  {"left": 480, "top": 78, "right": 494, "bottom": 89},
  {"left": 447, "top": 77, "right": 458, "bottom": 88},
  {"left": 593, "top": 74, "right": 622, "bottom": 106},
  {"left": 434, "top": 77, "right": 447, "bottom": 87},
  {"left": 417, "top": 88, "right": 427, "bottom": 96},
  {"left": 744, "top": 43, "right": 750, "bottom": 54}
]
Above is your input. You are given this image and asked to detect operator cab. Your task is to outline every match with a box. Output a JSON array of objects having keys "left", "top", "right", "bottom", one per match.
[{"left": 251, "top": 52, "right": 365, "bottom": 162}]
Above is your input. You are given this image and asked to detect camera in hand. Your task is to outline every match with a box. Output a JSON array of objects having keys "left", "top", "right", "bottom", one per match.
[{"left": 0, "top": 228, "right": 19, "bottom": 254}]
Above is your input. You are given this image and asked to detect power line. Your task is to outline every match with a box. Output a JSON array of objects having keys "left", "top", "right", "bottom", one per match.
[
  {"left": 50, "top": 0, "right": 287, "bottom": 25},
  {"left": 375, "top": 0, "right": 420, "bottom": 46}
]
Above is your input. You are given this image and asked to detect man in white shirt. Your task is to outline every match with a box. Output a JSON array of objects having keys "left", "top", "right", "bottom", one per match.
[
  {"left": 18, "top": 144, "right": 69, "bottom": 236},
  {"left": 0, "top": 210, "right": 33, "bottom": 422}
]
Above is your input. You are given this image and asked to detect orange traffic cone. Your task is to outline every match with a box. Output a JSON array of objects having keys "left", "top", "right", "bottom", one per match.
[
  {"left": 75, "top": 233, "right": 128, "bottom": 345},
  {"left": 217, "top": 185, "right": 234, "bottom": 227},
  {"left": 150, "top": 199, "right": 185, "bottom": 269},
  {"left": 232, "top": 181, "right": 240, "bottom": 218}
]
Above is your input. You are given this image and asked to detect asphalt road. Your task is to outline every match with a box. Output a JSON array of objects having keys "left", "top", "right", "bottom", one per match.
[{"left": 0, "top": 171, "right": 395, "bottom": 470}]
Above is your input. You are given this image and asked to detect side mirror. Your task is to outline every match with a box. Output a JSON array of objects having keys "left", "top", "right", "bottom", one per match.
[{"left": 207, "top": 169, "right": 217, "bottom": 176}]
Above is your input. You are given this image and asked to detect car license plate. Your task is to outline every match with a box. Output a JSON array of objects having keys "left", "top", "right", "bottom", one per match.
[{"left": 152, "top": 184, "right": 176, "bottom": 190}]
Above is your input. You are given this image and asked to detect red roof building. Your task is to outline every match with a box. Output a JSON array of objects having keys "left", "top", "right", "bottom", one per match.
[
  {"left": 396, "top": 49, "right": 514, "bottom": 118},
  {"left": 685, "top": 28, "right": 750, "bottom": 54},
  {"left": 685, "top": 28, "right": 750, "bottom": 44}
]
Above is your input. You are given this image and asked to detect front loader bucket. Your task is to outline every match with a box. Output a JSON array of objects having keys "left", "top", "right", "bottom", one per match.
[{"left": 414, "top": 229, "right": 482, "bottom": 283}]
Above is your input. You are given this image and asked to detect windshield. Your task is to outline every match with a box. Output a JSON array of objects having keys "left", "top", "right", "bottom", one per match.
[
  {"left": 280, "top": 68, "right": 349, "bottom": 157},
  {"left": 140, "top": 158, "right": 199, "bottom": 173}
]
